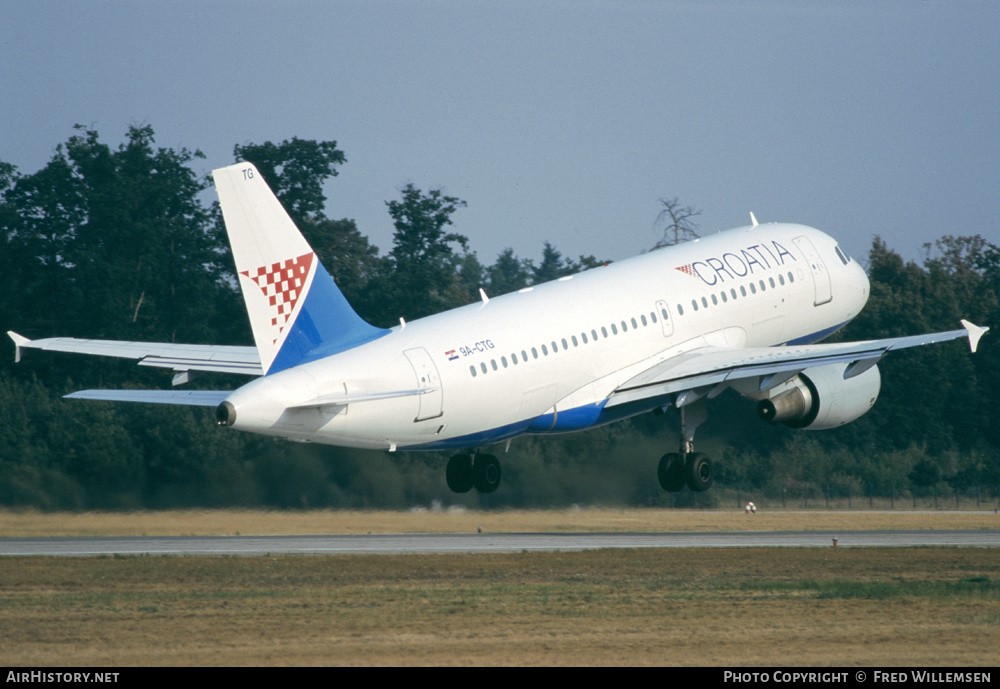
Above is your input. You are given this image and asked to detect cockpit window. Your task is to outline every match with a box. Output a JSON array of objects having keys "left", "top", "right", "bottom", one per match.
[{"left": 835, "top": 245, "right": 850, "bottom": 265}]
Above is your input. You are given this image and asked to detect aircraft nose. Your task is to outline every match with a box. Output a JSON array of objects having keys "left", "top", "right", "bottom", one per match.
[{"left": 853, "top": 258, "right": 870, "bottom": 309}]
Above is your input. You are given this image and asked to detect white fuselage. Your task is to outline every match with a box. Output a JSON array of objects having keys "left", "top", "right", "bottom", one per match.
[{"left": 224, "top": 223, "right": 869, "bottom": 450}]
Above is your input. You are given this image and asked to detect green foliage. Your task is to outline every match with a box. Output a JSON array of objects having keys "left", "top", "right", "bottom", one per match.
[{"left": 2, "top": 125, "right": 997, "bottom": 509}]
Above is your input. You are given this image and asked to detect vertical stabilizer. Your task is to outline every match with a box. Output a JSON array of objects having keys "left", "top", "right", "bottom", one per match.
[{"left": 213, "top": 163, "right": 389, "bottom": 374}]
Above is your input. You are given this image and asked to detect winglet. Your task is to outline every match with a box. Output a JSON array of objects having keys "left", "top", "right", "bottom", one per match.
[
  {"left": 7, "top": 331, "right": 30, "bottom": 363},
  {"left": 960, "top": 320, "right": 989, "bottom": 353}
]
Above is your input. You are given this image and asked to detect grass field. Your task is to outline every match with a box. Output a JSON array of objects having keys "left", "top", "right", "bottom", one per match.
[
  {"left": 1, "top": 507, "right": 998, "bottom": 537},
  {"left": 1, "top": 509, "right": 998, "bottom": 666},
  {"left": 1, "top": 548, "right": 997, "bottom": 666}
]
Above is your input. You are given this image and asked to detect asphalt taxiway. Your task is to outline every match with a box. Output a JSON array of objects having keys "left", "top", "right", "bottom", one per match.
[{"left": 1, "top": 530, "right": 997, "bottom": 556}]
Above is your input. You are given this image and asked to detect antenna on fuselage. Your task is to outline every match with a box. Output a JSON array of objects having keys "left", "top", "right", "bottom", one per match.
[{"left": 750, "top": 212, "right": 759, "bottom": 227}]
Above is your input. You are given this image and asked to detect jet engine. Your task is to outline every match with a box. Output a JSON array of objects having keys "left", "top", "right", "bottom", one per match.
[{"left": 756, "top": 363, "right": 881, "bottom": 430}]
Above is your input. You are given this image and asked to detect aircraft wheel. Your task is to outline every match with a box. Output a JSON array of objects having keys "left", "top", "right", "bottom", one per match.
[
  {"left": 684, "top": 452, "right": 713, "bottom": 492},
  {"left": 446, "top": 454, "right": 474, "bottom": 493},
  {"left": 657, "top": 452, "right": 685, "bottom": 492},
  {"left": 473, "top": 454, "right": 502, "bottom": 494}
]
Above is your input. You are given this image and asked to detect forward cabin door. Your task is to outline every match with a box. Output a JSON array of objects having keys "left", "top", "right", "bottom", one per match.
[
  {"left": 404, "top": 348, "right": 443, "bottom": 421},
  {"left": 793, "top": 235, "right": 833, "bottom": 306}
]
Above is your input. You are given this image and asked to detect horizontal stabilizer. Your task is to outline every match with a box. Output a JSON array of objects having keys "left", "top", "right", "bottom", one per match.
[
  {"left": 64, "top": 390, "right": 232, "bottom": 407},
  {"left": 8, "top": 332, "right": 261, "bottom": 378}
]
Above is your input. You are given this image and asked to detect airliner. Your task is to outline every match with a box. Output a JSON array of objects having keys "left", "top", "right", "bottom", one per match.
[{"left": 9, "top": 163, "right": 988, "bottom": 495}]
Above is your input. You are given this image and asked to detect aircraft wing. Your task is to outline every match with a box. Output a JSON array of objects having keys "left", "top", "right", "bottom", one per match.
[
  {"left": 8, "top": 331, "right": 262, "bottom": 381},
  {"left": 606, "top": 320, "right": 988, "bottom": 408}
]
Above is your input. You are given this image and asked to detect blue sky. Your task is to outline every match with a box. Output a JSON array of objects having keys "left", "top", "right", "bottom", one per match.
[{"left": 3, "top": 1, "right": 998, "bottom": 268}]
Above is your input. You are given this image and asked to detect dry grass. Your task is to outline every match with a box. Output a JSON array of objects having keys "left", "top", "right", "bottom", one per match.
[
  {"left": 2, "top": 509, "right": 997, "bottom": 666},
  {"left": 1, "top": 507, "right": 998, "bottom": 537},
  {"left": 0, "top": 548, "right": 997, "bottom": 666}
]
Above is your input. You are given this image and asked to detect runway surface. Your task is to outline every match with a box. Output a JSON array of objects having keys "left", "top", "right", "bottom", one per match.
[{"left": 2, "top": 530, "right": 998, "bottom": 556}]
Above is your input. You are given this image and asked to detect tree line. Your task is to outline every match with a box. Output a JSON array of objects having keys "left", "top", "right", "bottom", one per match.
[{"left": 0, "top": 126, "right": 997, "bottom": 509}]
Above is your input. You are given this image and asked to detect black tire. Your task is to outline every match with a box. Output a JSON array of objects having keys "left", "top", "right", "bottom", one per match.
[
  {"left": 446, "top": 454, "right": 474, "bottom": 493},
  {"left": 684, "top": 452, "right": 713, "bottom": 492},
  {"left": 657, "top": 452, "right": 685, "bottom": 492},
  {"left": 473, "top": 454, "right": 502, "bottom": 494}
]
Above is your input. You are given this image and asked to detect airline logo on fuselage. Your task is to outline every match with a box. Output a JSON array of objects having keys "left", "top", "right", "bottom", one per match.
[{"left": 675, "top": 240, "right": 796, "bottom": 286}]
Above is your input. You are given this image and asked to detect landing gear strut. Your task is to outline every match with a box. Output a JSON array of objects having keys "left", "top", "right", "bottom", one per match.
[
  {"left": 446, "top": 452, "right": 502, "bottom": 494},
  {"left": 657, "top": 399, "right": 713, "bottom": 493}
]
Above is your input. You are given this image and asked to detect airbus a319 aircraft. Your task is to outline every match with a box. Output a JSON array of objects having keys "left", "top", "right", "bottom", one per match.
[{"left": 9, "top": 163, "right": 989, "bottom": 495}]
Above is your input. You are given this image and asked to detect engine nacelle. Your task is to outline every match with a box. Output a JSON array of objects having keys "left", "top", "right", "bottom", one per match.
[{"left": 756, "top": 363, "right": 881, "bottom": 430}]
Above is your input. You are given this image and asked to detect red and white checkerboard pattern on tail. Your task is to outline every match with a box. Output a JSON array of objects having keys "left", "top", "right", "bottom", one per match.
[{"left": 240, "top": 252, "right": 315, "bottom": 345}]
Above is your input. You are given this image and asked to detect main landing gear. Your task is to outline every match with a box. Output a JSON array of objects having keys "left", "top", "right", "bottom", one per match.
[
  {"left": 657, "top": 399, "right": 714, "bottom": 493},
  {"left": 446, "top": 452, "right": 502, "bottom": 494}
]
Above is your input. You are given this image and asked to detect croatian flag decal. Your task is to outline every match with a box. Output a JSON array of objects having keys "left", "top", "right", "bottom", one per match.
[{"left": 445, "top": 350, "right": 459, "bottom": 361}]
